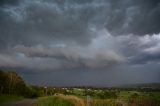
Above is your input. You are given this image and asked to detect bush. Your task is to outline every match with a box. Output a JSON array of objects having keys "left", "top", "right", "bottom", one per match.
[{"left": 97, "top": 91, "right": 118, "bottom": 99}]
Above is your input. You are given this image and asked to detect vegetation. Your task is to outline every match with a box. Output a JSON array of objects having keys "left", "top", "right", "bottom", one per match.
[
  {"left": 34, "top": 89, "right": 160, "bottom": 106},
  {"left": 35, "top": 87, "right": 160, "bottom": 106},
  {"left": 0, "top": 70, "right": 41, "bottom": 104},
  {"left": 36, "top": 96, "right": 74, "bottom": 106},
  {"left": 0, "top": 95, "right": 24, "bottom": 104},
  {"left": 0, "top": 70, "right": 160, "bottom": 106},
  {"left": 127, "top": 92, "right": 160, "bottom": 106},
  {"left": 0, "top": 70, "right": 39, "bottom": 98}
]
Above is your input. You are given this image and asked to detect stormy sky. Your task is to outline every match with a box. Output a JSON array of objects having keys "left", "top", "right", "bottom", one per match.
[{"left": 0, "top": 0, "right": 160, "bottom": 86}]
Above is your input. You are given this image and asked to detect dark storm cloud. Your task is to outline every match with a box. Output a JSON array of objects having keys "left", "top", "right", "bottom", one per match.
[
  {"left": 0, "top": 0, "right": 20, "bottom": 6},
  {"left": 0, "top": 0, "right": 159, "bottom": 66},
  {"left": 0, "top": 0, "right": 95, "bottom": 49},
  {"left": 0, "top": 0, "right": 159, "bottom": 48},
  {"left": 109, "top": 33, "right": 159, "bottom": 64},
  {"left": 13, "top": 41, "right": 124, "bottom": 69},
  {"left": 105, "top": 0, "right": 160, "bottom": 35},
  {"left": 116, "top": 34, "right": 160, "bottom": 65},
  {"left": 21, "top": 64, "right": 160, "bottom": 86},
  {"left": 2, "top": 29, "right": 124, "bottom": 70},
  {"left": 0, "top": 0, "right": 160, "bottom": 86},
  {"left": 131, "top": 53, "right": 160, "bottom": 64}
]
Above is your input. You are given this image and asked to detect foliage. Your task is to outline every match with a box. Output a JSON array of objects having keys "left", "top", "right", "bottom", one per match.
[
  {"left": 0, "top": 70, "right": 160, "bottom": 106},
  {"left": 0, "top": 70, "right": 39, "bottom": 98},
  {"left": 128, "top": 93, "right": 160, "bottom": 106},
  {"left": 36, "top": 96, "right": 74, "bottom": 106},
  {"left": 96, "top": 91, "right": 118, "bottom": 99}
]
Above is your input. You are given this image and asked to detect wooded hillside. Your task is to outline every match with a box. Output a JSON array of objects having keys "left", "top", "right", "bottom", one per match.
[{"left": 0, "top": 70, "right": 38, "bottom": 98}]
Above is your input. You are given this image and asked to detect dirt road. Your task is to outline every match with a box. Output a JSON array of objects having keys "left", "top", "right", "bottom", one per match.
[{"left": 0, "top": 99, "right": 36, "bottom": 106}]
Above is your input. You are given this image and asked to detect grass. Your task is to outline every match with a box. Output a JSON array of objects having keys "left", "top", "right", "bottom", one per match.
[
  {"left": 118, "top": 91, "right": 141, "bottom": 99},
  {"left": 57, "top": 95, "right": 85, "bottom": 106},
  {"left": 73, "top": 88, "right": 84, "bottom": 96},
  {"left": 147, "top": 92, "right": 160, "bottom": 101},
  {"left": 36, "top": 90, "right": 160, "bottom": 106},
  {"left": 36, "top": 96, "right": 74, "bottom": 106},
  {"left": 127, "top": 95, "right": 160, "bottom": 106},
  {"left": 36, "top": 95, "right": 126, "bottom": 106},
  {"left": 36, "top": 93, "right": 160, "bottom": 106},
  {"left": 0, "top": 95, "right": 24, "bottom": 104}
]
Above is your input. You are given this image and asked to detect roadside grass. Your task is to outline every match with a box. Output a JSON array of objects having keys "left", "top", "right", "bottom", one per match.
[
  {"left": 0, "top": 95, "right": 24, "bottom": 104},
  {"left": 59, "top": 95, "right": 126, "bottom": 106},
  {"left": 89, "top": 99, "right": 126, "bottom": 106},
  {"left": 57, "top": 95, "right": 85, "bottom": 106},
  {"left": 36, "top": 96, "right": 74, "bottom": 106},
  {"left": 37, "top": 95, "right": 126, "bottom": 106}
]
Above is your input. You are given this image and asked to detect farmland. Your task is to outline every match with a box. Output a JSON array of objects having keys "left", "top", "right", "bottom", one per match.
[
  {"left": 35, "top": 87, "right": 160, "bottom": 106},
  {"left": 0, "top": 70, "right": 160, "bottom": 106}
]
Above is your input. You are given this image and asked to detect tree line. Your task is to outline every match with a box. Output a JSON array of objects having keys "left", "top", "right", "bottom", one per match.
[{"left": 0, "top": 70, "right": 39, "bottom": 98}]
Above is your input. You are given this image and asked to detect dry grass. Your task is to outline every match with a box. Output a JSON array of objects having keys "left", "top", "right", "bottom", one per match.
[
  {"left": 56, "top": 95, "right": 126, "bottom": 106},
  {"left": 56, "top": 95, "right": 85, "bottom": 106},
  {"left": 36, "top": 96, "right": 74, "bottom": 106}
]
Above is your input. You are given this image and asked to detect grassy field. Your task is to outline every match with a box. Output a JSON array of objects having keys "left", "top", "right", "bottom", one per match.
[
  {"left": 0, "top": 95, "right": 24, "bottom": 104},
  {"left": 35, "top": 89, "right": 160, "bottom": 106},
  {"left": 1, "top": 88, "right": 160, "bottom": 106},
  {"left": 36, "top": 95, "right": 126, "bottom": 106},
  {"left": 36, "top": 96, "right": 74, "bottom": 106},
  {"left": 36, "top": 95, "right": 117, "bottom": 106},
  {"left": 118, "top": 91, "right": 141, "bottom": 99}
]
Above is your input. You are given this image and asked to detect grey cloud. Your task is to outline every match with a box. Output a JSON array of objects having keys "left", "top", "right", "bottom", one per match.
[
  {"left": 131, "top": 53, "right": 160, "bottom": 64},
  {"left": 117, "top": 33, "right": 160, "bottom": 64},
  {"left": 21, "top": 64, "right": 160, "bottom": 86},
  {"left": 0, "top": 0, "right": 159, "bottom": 50},
  {"left": 105, "top": 0, "right": 160, "bottom": 35},
  {"left": 13, "top": 32, "right": 125, "bottom": 69},
  {"left": 0, "top": 0, "right": 160, "bottom": 86},
  {"left": 0, "top": 53, "right": 81, "bottom": 71},
  {"left": 0, "top": 0, "right": 95, "bottom": 49},
  {"left": 0, "top": 29, "right": 125, "bottom": 70},
  {"left": 0, "top": 0, "right": 20, "bottom": 6}
]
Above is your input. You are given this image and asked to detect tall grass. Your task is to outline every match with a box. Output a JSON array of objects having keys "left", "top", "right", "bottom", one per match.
[
  {"left": 84, "top": 98, "right": 127, "bottom": 106},
  {"left": 37, "top": 95, "right": 126, "bottom": 106},
  {"left": 36, "top": 96, "right": 74, "bottom": 106},
  {"left": 36, "top": 94, "right": 160, "bottom": 106},
  {"left": 57, "top": 95, "right": 85, "bottom": 106},
  {"left": 127, "top": 95, "right": 160, "bottom": 106}
]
